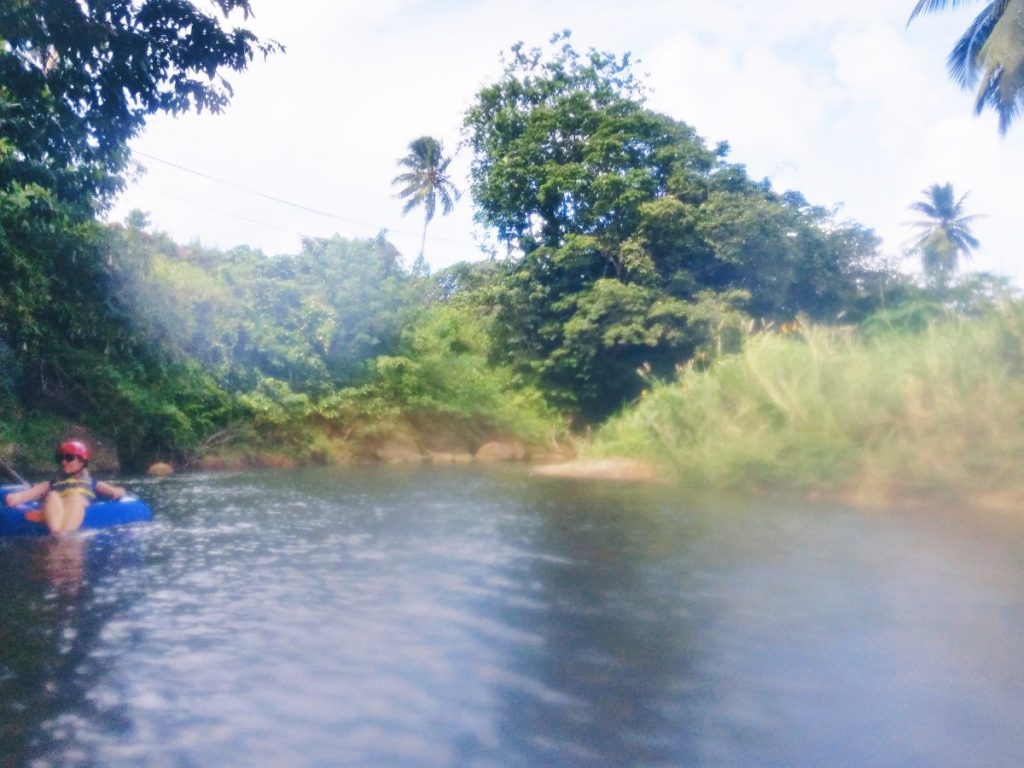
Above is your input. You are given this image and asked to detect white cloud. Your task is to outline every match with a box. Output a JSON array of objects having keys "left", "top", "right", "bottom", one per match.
[{"left": 646, "top": 32, "right": 835, "bottom": 168}]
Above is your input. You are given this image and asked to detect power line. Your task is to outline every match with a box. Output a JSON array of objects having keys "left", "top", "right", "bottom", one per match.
[
  {"left": 134, "top": 150, "right": 382, "bottom": 231},
  {"left": 131, "top": 150, "right": 477, "bottom": 247},
  {"left": 132, "top": 184, "right": 305, "bottom": 237}
]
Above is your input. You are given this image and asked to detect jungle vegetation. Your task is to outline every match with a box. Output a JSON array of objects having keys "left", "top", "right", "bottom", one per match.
[{"left": 1, "top": 16, "right": 1019, "bottom": 502}]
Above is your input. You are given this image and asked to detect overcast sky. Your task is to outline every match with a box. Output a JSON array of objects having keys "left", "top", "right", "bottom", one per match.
[{"left": 108, "top": 1, "right": 1024, "bottom": 285}]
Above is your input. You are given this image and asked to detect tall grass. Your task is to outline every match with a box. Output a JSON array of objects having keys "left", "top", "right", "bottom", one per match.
[{"left": 593, "top": 303, "right": 1024, "bottom": 501}]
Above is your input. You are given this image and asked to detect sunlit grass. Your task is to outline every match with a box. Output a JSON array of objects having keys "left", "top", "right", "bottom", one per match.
[{"left": 593, "top": 303, "right": 1024, "bottom": 502}]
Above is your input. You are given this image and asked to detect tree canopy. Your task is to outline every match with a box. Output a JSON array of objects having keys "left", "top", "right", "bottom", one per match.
[
  {"left": 0, "top": 0, "right": 280, "bottom": 212},
  {"left": 0, "top": 1, "right": 279, "bottom": 467},
  {"left": 463, "top": 33, "right": 892, "bottom": 420}
]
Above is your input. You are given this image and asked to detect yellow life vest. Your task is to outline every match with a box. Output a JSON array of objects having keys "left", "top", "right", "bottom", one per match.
[{"left": 50, "top": 470, "right": 97, "bottom": 502}]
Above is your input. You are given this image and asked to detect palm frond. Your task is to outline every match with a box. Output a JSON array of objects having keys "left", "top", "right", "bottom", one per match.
[
  {"left": 977, "top": 0, "right": 1024, "bottom": 133},
  {"left": 919, "top": 0, "right": 1024, "bottom": 132},
  {"left": 392, "top": 171, "right": 421, "bottom": 187},
  {"left": 947, "top": 7, "right": 999, "bottom": 87},
  {"left": 908, "top": 0, "right": 978, "bottom": 24},
  {"left": 909, "top": 202, "right": 940, "bottom": 218},
  {"left": 400, "top": 188, "right": 429, "bottom": 215},
  {"left": 952, "top": 230, "right": 982, "bottom": 250}
]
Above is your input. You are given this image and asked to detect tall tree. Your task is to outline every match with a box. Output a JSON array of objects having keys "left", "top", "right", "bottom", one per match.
[
  {"left": 0, "top": 1, "right": 279, "bottom": 466},
  {"left": 464, "top": 33, "right": 890, "bottom": 420},
  {"left": 0, "top": 0, "right": 280, "bottom": 212},
  {"left": 909, "top": 0, "right": 1024, "bottom": 133},
  {"left": 392, "top": 136, "right": 460, "bottom": 260},
  {"left": 907, "top": 182, "right": 981, "bottom": 286}
]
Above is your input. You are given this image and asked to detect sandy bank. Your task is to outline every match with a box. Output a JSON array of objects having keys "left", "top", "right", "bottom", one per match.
[{"left": 530, "top": 457, "right": 662, "bottom": 482}]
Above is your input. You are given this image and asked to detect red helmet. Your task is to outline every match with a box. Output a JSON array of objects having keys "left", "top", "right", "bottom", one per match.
[{"left": 57, "top": 440, "right": 91, "bottom": 462}]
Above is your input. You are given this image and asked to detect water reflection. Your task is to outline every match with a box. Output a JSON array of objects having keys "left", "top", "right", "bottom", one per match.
[
  {"left": 30, "top": 536, "right": 87, "bottom": 597},
  {"left": 478, "top": 478, "right": 701, "bottom": 767},
  {"left": 0, "top": 529, "right": 147, "bottom": 766}
]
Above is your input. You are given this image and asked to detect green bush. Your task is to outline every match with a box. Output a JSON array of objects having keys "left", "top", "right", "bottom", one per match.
[{"left": 316, "top": 305, "right": 564, "bottom": 445}]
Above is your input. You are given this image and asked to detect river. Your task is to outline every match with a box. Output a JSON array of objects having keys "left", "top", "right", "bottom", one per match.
[{"left": 1, "top": 465, "right": 1022, "bottom": 767}]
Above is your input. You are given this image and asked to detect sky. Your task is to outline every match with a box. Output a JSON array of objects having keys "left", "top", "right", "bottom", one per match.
[{"left": 108, "top": 0, "right": 1024, "bottom": 284}]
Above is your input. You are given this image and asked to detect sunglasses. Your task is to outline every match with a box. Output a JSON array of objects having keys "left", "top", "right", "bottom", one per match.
[{"left": 57, "top": 454, "right": 83, "bottom": 463}]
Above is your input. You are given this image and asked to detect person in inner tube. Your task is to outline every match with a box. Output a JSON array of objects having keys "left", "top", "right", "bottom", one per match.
[{"left": 3, "top": 440, "right": 126, "bottom": 534}]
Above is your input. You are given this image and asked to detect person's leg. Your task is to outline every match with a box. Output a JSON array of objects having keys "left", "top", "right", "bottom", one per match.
[
  {"left": 42, "top": 491, "right": 65, "bottom": 533},
  {"left": 60, "top": 494, "right": 87, "bottom": 532},
  {"left": 43, "top": 491, "right": 87, "bottom": 533}
]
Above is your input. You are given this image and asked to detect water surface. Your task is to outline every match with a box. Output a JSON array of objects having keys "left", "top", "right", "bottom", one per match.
[{"left": 1, "top": 466, "right": 1022, "bottom": 767}]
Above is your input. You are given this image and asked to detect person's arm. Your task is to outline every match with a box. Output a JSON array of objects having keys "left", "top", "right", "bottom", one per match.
[
  {"left": 95, "top": 481, "right": 127, "bottom": 500},
  {"left": 4, "top": 481, "right": 51, "bottom": 507}
]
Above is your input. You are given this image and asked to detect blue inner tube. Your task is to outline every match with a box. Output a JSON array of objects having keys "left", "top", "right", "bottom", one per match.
[{"left": 0, "top": 484, "right": 153, "bottom": 536}]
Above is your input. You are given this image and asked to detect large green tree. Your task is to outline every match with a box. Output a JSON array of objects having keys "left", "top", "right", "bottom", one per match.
[
  {"left": 910, "top": 0, "right": 1024, "bottom": 133},
  {"left": 0, "top": 0, "right": 279, "bottom": 212},
  {"left": 463, "top": 33, "right": 889, "bottom": 420},
  {"left": 0, "top": 1, "right": 278, "bottom": 466},
  {"left": 907, "top": 182, "right": 980, "bottom": 286},
  {"left": 392, "top": 136, "right": 460, "bottom": 261}
]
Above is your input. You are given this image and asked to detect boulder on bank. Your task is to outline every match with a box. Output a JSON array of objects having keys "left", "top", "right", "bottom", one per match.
[
  {"left": 526, "top": 442, "right": 577, "bottom": 463},
  {"left": 147, "top": 462, "right": 175, "bottom": 477},
  {"left": 474, "top": 441, "right": 526, "bottom": 463},
  {"left": 373, "top": 435, "right": 426, "bottom": 464},
  {"left": 530, "top": 457, "right": 662, "bottom": 482},
  {"left": 427, "top": 451, "right": 474, "bottom": 464}
]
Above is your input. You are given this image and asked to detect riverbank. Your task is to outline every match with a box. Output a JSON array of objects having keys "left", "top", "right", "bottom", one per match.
[
  {"left": 190, "top": 433, "right": 576, "bottom": 473},
  {"left": 8, "top": 307, "right": 1024, "bottom": 514},
  {"left": 8, "top": 434, "right": 1020, "bottom": 518},
  {"left": 529, "top": 454, "right": 1024, "bottom": 514},
  {"left": 0, "top": 404, "right": 574, "bottom": 478}
]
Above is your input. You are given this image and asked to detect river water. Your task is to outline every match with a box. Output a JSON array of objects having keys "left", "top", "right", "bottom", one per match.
[{"left": 1, "top": 466, "right": 1022, "bottom": 767}]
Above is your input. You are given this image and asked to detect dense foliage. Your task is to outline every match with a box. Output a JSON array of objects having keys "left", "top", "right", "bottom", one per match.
[
  {"left": 463, "top": 34, "right": 897, "bottom": 420},
  {"left": 0, "top": 1, "right": 280, "bottom": 469},
  {"left": 0, "top": 212, "right": 236, "bottom": 469},
  {"left": 0, "top": 0, "right": 277, "bottom": 212},
  {"left": 8, "top": 224, "right": 558, "bottom": 467},
  {"left": 113, "top": 231, "right": 414, "bottom": 395},
  {"left": 5, "top": 21, "right": 973, "bottom": 477}
]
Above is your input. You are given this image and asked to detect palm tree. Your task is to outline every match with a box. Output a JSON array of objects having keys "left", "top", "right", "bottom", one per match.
[
  {"left": 909, "top": 0, "right": 1024, "bottom": 133},
  {"left": 392, "top": 136, "right": 460, "bottom": 260},
  {"left": 907, "top": 182, "right": 981, "bottom": 286}
]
